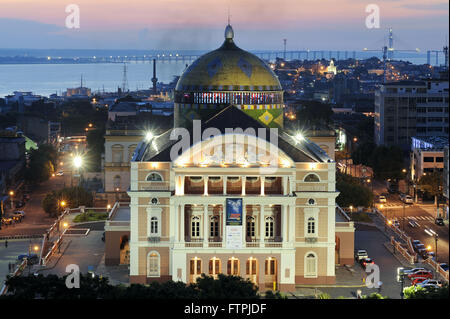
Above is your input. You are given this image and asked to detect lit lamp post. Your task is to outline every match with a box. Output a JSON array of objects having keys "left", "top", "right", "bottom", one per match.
[
  {"left": 9, "top": 190, "right": 14, "bottom": 210},
  {"left": 73, "top": 155, "right": 83, "bottom": 187}
]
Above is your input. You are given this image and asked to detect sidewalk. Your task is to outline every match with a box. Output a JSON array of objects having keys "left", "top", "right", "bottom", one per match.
[{"left": 95, "top": 254, "right": 130, "bottom": 285}]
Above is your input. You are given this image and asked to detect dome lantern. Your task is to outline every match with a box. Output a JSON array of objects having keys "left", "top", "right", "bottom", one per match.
[{"left": 225, "top": 24, "right": 234, "bottom": 40}]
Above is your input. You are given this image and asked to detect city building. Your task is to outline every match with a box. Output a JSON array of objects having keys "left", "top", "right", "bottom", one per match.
[
  {"left": 444, "top": 146, "right": 449, "bottom": 219},
  {"left": 104, "top": 25, "right": 354, "bottom": 292},
  {"left": 374, "top": 79, "right": 449, "bottom": 151},
  {"left": 102, "top": 103, "right": 171, "bottom": 203},
  {"left": 410, "top": 136, "right": 448, "bottom": 181}
]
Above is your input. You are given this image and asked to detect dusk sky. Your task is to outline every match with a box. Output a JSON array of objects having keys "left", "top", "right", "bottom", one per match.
[{"left": 0, "top": 0, "right": 448, "bottom": 51}]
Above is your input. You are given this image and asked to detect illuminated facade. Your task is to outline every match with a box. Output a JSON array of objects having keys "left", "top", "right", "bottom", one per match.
[{"left": 105, "top": 25, "right": 354, "bottom": 292}]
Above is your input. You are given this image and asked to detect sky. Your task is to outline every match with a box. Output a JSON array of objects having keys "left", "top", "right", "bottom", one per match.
[{"left": 0, "top": 0, "right": 448, "bottom": 51}]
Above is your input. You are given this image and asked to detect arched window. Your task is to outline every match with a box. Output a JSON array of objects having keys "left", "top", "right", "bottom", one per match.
[
  {"left": 210, "top": 216, "right": 219, "bottom": 237},
  {"left": 147, "top": 251, "right": 160, "bottom": 277},
  {"left": 265, "top": 216, "right": 274, "bottom": 238},
  {"left": 246, "top": 216, "right": 256, "bottom": 238},
  {"left": 150, "top": 217, "right": 158, "bottom": 235},
  {"left": 146, "top": 172, "right": 163, "bottom": 182},
  {"left": 191, "top": 216, "right": 200, "bottom": 238},
  {"left": 304, "top": 174, "right": 320, "bottom": 182},
  {"left": 307, "top": 217, "right": 316, "bottom": 235},
  {"left": 305, "top": 253, "right": 317, "bottom": 277}
]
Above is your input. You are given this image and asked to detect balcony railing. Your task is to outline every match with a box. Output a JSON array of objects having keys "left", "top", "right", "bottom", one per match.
[
  {"left": 139, "top": 181, "right": 170, "bottom": 191},
  {"left": 148, "top": 236, "right": 161, "bottom": 243}
]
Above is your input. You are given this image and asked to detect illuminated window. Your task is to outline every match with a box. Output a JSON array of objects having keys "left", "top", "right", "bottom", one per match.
[
  {"left": 147, "top": 252, "right": 160, "bottom": 277},
  {"left": 265, "top": 216, "right": 274, "bottom": 238},
  {"left": 304, "top": 174, "right": 320, "bottom": 182}
]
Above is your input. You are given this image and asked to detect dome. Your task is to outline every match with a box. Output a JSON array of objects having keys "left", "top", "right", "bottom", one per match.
[
  {"left": 174, "top": 25, "right": 284, "bottom": 129},
  {"left": 175, "top": 25, "right": 282, "bottom": 92}
]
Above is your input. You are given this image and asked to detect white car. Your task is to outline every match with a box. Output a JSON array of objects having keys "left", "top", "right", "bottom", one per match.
[
  {"left": 402, "top": 195, "right": 413, "bottom": 204},
  {"left": 417, "top": 279, "right": 442, "bottom": 288},
  {"left": 56, "top": 171, "right": 64, "bottom": 176},
  {"left": 378, "top": 195, "right": 387, "bottom": 203},
  {"left": 403, "top": 267, "right": 425, "bottom": 274},
  {"left": 354, "top": 250, "right": 369, "bottom": 261}
]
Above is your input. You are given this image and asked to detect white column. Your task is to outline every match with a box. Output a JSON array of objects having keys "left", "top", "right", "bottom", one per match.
[
  {"left": 261, "top": 176, "right": 265, "bottom": 196},
  {"left": 170, "top": 203, "right": 176, "bottom": 242},
  {"left": 223, "top": 176, "right": 227, "bottom": 195},
  {"left": 242, "top": 176, "right": 246, "bottom": 196},
  {"left": 204, "top": 176, "right": 208, "bottom": 195},
  {"left": 222, "top": 204, "right": 226, "bottom": 245},
  {"left": 282, "top": 205, "right": 288, "bottom": 243},
  {"left": 180, "top": 204, "right": 185, "bottom": 243},
  {"left": 180, "top": 175, "right": 185, "bottom": 195},
  {"left": 289, "top": 204, "right": 295, "bottom": 243},
  {"left": 203, "top": 204, "right": 208, "bottom": 244},
  {"left": 283, "top": 176, "right": 288, "bottom": 195},
  {"left": 260, "top": 205, "right": 265, "bottom": 245}
]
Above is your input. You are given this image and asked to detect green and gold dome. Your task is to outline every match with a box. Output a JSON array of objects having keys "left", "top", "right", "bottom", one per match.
[{"left": 174, "top": 24, "right": 284, "bottom": 128}]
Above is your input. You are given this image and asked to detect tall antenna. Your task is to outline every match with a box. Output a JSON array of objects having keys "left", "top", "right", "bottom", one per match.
[
  {"left": 122, "top": 63, "right": 129, "bottom": 93},
  {"left": 151, "top": 59, "right": 158, "bottom": 94},
  {"left": 388, "top": 27, "right": 394, "bottom": 60},
  {"left": 283, "top": 39, "right": 287, "bottom": 60},
  {"left": 80, "top": 74, "right": 83, "bottom": 88}
]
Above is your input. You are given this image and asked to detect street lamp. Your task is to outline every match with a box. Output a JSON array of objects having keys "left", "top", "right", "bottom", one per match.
[
  {"left": 72, "top": 155, "right": 83, "bottom": 187},
  {"left": 9, "top": 190, "right": 14, "bottom": 210}
]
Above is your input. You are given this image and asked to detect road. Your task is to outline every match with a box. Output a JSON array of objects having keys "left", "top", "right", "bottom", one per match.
[{"left": 375, "top": 193, "right": 449, "bottom": 264}]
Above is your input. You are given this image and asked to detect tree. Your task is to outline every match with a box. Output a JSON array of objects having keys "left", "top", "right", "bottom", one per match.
[
  {"left": 42, "top": 186, "right": 93, "bottom": 217},
  {"left": 194, "top": 274, "right": 259, "bottom": 299},
  {"left": 418, "top": 171, "right": 443, "bottom": 205},
  {"left": 403, "top": 284, "right": 449, "bottom": 299},
  {"left": 25, "top": 144, "right": 57, "bottom": 184},
  {"left": 336, "top": 172, "right": 373, "bottom": 207},
  {"left": 295, "top": 101, "right": 334, "bottom": 127}
]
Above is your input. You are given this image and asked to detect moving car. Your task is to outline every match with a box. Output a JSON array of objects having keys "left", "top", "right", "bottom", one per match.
[
  {"left": 435, "top": 217, "right": 444, "bottom": 226},
  {"left": 56, "top": 170, "right": 64, "bottom": 176},
  {"left": 402, "top": 195, "right": 413, "bottom": 204},
  {"left": 407, "top": 270, "right": 433, "bottom": 279},
  {"left": 360, "top": 258, "right": 375, "bottom": 269},
  {"left": 14, "top": 211, "right": 26, "bottom": 218},
  {"left": 378, "top": 195, "right": 387, "bottom": 203},
  {"left": 354, "top": 250, "right": 369, "bottom": 261}
]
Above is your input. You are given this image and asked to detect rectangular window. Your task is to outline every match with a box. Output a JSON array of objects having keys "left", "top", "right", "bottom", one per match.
[{"left": 423, "top": 157, "right": 434, "bottom": 162}]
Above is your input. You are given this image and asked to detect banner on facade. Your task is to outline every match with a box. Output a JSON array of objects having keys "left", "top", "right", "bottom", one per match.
[
  {"left": 226, "top": 198, "right": 243, "bottom": 226},
  {"left": 226, "top": 225, "right": 243, "bottom": 249}
]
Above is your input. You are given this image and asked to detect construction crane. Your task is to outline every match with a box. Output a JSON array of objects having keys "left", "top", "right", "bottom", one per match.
[{"left": 363, "top": 28, "right": 419, "bottom": 83}]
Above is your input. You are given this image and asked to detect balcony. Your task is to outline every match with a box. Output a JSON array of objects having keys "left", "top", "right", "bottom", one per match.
[{"left": 148, "top": 236, "right": 161, "bottom": 243}]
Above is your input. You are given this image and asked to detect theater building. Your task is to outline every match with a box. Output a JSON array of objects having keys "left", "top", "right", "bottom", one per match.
[{"left": 105, "top": 25, "right": 354, "bottom": 292}]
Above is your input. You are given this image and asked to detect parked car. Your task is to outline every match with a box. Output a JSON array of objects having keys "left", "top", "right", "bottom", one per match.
[
  {"left": 399, "top": 193, "right": 406, "bottom": 201},
  {"left": 393, "top": 220, "right": 400, "bottom": 228},
  {"left": 57, "top": 170, "right": 64, "bottom": 176},
  {"left": 414, "top": 243, "right": 425, "bottom": 253},
  {"left": 11, "top": 214, "right": 22, "bottom": 222},
  {"left": 1, "top": 217, "right": 13, "bottom": 225},
  {"left": 411, "top": 277, "right": 429, "bottom": 286},
  {"left": 435, "top": 217, "right": 444, "bottom": 226},
  {"left": 420, "top": 284, "right": 441, "bottom": 290},
  {"left": 402, "top": 195, "right": 413, "bottom": 204},
  {"left": 360, "top": 258, "right": 375, "bottom": 269},
  {"left": 14, "top": 211, "right": 26, "bottom": 218},
  {"left": 408, "top": 270, "right": 433, "bottom": 279},
  {"left": 378, "top": 195, "right": 387, "bottom": 203},
  {"left": 439, "top": 263, "right": 449, "bottom": 272},
  {"left": 425, "top": 251, "right": 435, "bottom": 259},
  {"left": 354, "top": 249, "right": 369, "bottom": 261},
  {"left": 403, "top": 267, "right": 425, "bottom": 274},
  {"left": 412, "top": 240, "right": 421, "bottom": 248},
  {"left": 417, "top": 279, "right": 442, "bottom": 288},
  {"left": 418, "top": 248, "right": 429, "bottom": 259}
]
